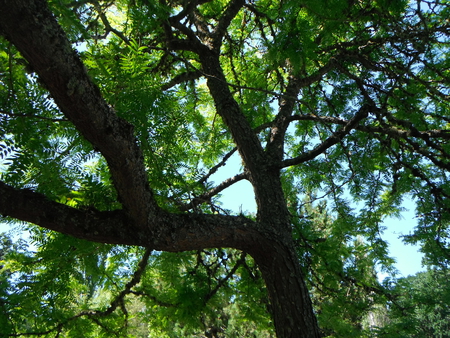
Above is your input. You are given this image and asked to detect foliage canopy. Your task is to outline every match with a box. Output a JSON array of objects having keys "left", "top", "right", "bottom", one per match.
[{"left": 1, "top": 0, "right": 450, "bottom": 337}]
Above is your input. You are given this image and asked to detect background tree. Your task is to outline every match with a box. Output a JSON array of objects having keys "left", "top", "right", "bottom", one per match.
[
  {"left": 375, "top": 269, "right": 450, "bottom": 338},
  {"left": 1, "top": 0, "right": 450, "bottom": 337}
]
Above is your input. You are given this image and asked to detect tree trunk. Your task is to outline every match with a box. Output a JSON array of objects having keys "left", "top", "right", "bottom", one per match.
[
  {"left": 253, "top": 240, "right": 321, "bottom": 338},
  {"left": 248, "top": 171, "right": 321, "bottom": 338}
]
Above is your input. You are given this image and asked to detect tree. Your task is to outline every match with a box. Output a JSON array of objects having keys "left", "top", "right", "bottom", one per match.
[
  {"left": 381, "top": 269, "right": 450, "bottom": 338},
  {"left": 1, "top": 0, "right": 450, "bottom": 337}
]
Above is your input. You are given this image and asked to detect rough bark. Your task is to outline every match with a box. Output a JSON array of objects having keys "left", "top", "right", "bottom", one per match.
[
  {"left": 255, "top": 240, "right": 321, "bottom": 338},
  {"left": 0, "top": 0, "right": 322, "bottom": 337}
]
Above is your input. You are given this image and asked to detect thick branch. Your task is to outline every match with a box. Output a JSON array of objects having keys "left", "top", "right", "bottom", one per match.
[
  {"left": 0, "top": 0, "right": 157, "bottom": 225},
  {"left": 211, "top": 0, "right": 245, "bottom": 50},
  {"left": 266, "top": 59, "right": 338, "bottom": 163},
  {"left": 0, "top": 181, "right": 261, "bottom": 253},
  {"left": 167, "top": 2, "right": 259, "bottom": 173},
  {"left": 265, "top": 76, "right": 303, "bottom": 163},
  {"left": 199, "top": 51, "right": 265, "bottom": 177},
  {"left": 0, "top": 181, "right": 133, "bottom": 245}
]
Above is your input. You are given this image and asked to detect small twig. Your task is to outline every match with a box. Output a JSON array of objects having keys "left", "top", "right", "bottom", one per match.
[
  {"left": 0, "top": 110, "right": 68, "bottom": 122},
  {"left": 178, "top": 172, "right": 247, "bottom": 212},
  {"left": 198, "top": 148, "right": 237, "bottom": 184},
  {"left": 203, "top": 252, "right": 247, "bottom": 304}
]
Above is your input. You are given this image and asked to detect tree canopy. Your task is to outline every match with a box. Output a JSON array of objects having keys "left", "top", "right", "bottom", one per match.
[{"left": 1, "top": 0, "right": 450, "bottom": 337}]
